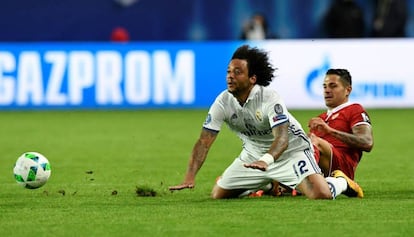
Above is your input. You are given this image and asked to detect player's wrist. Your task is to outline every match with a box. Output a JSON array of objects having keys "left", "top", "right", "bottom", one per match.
[{"left": 259, "top": 153, "right": 274, "bottom": 165}]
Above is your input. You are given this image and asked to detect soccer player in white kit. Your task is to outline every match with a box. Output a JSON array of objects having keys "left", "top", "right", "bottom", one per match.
[{"left": 169, "top": 45, "right": 358, "bottom": 199}]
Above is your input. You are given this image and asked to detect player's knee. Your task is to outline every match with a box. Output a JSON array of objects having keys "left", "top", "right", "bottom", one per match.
[
  {"left": 211, "top": 190, "right": 232, "bottom": 199},
  {"left": 306, "top": 189, "right": 333, "bottom": 200},
  {"left": 317, "top": 189, "right": 334, "bottom": 199},
  {"left": 211, "top": 185, "right": 242, "bottom": 199},
  {"left": 211, "top": 185, "right": 226, "bottom": 199},
  {"left": 211, "top": 191, "right": 221, "bottom": 199},
  {"left": 300, "top": 174, "right": 334, "bottom": 200}
]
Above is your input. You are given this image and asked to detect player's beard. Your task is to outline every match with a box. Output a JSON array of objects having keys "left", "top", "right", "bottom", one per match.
[
  {"left": 227, "top": 86, "right": 241, "bottom": 97},
  {"left": 227, "top": 81, "right": 248, "bottom": 96},
  {"left": 227, "top": 83, "right": 253, "bottom": 104}
]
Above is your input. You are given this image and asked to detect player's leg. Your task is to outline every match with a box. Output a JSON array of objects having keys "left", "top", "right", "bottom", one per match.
[
  {"left": 265, "top": 146, "right": 361, "bottom": 199},
  {"left": 213, "top": 157, "right": 269, "bottom": 199},
  {"left": 267, "top": 148, "right": 332, "bottom": 199},
  {"left": 283, "top": 170, "right": 361, "bottom": 199},
  {"left": 283, "top": 149, "right": 351, "bottom": 199},
  {"left": 328, "top": 170, "right": 364, "bottom": 198},
  {"left": 309, "top": 134, "right": 333, "bottom": 176},
  {"left": 296, "top": 173, "right": 332, "bottom": 199},
  {"left": 211, "top": 184, "right": 247, "bottom": 199}
]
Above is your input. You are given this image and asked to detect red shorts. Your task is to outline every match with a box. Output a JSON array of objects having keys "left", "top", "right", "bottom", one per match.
[{"left": 313, "top": 145, "right": 358, "bottom": 180}]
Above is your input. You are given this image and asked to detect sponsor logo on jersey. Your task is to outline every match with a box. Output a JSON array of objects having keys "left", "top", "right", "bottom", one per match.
[{"left": 241, "top": 127, "right": 272, "bottom": 137}]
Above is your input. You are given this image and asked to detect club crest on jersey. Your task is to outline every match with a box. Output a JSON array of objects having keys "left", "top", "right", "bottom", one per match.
[
  {"left": 255, "top": 111, "right": 262, "bottom": 121},
  {"left": 203, "top": 113, "right": 212, "bottom": 126},
  {"left": 274, "top": 104, "right": 283, "bottom": 114}
]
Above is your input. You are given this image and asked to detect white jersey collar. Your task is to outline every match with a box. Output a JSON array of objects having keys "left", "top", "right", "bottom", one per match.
[
  {"left": 245, "top": 85, "right": 261, "bottom": 103},
  {"left": 230, "top": 84, "right": 261, "bottom": 107},
  {"left": 326, "top": 101, "right": 353, "bottom": 117}
]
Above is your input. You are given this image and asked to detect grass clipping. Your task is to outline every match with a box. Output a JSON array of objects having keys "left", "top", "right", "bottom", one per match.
[{"left": 135, "top": 185, "right": 157, "bottom": 197}]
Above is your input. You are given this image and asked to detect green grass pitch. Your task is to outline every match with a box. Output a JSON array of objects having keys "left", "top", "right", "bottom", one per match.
[{"left": 0, "top": 109, "right": 413, "bottom": 236}]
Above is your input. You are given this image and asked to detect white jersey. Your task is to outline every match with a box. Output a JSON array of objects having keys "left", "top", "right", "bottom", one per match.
[{"left": 203, "top": 85, "right": 312, "bottom": 163}]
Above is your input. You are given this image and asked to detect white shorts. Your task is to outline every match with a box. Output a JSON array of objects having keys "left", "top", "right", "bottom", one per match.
[{"left": 217, "top": 148, "right": 321, "bottom": 190}]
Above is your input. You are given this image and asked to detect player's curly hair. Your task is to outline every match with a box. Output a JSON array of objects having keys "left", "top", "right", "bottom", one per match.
[
  {"left": 231, "top": 45, "right": 276, "bottom": 86},
  {"left": 326, "top": 68, "right": 352, "bottom": 86}
]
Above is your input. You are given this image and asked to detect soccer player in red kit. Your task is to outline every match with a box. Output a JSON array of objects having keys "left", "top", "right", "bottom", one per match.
[{"left": 308, "top": 69, "right": 374, "bottom": 197}]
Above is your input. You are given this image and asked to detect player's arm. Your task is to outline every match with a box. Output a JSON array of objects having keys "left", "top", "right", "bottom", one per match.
[
  {"left": 169, "top": 128, "right": 218, "bottom": 190},
  {"left": 309, "top": 117, "right": 373, "bottom": 152},
  {"left": 335, "top": 124, "right": 373, "bottom": 152},
  {"left": 244, "top": 123, "right": 289, "bottom": 171}
]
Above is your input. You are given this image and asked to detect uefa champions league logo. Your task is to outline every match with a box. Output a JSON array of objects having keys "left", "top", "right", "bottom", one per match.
[{"left": 305, "top": 58, "right": 330, "bottom": 99}]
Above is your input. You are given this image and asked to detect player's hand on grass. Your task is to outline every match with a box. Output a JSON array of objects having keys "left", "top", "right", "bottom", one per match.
[
  {"left": 244, "top": 161, "right": 268, "bottom": 171},
  {"left": 169, "top": 182, "right": 195, "bottom": 191}
]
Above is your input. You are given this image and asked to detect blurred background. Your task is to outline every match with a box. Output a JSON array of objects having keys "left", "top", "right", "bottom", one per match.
[
  {"left": 0, "top": 0, "right": 413, "bottom": 110},
  {"left": 0, "top": 0, "right": 413, "bottom": 42}
]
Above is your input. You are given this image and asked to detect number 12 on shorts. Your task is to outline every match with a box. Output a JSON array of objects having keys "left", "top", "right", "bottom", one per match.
[{"left": 293, "top": 160, "right": 309, "bottom": 178}]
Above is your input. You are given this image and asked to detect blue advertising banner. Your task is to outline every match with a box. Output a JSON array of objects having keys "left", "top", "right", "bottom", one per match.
[
  {"left": 0, "top": 42, "right": 242, "bottom": 110},
  {"left": 1, "top": 40, "right": 413, "bottom": 110}
]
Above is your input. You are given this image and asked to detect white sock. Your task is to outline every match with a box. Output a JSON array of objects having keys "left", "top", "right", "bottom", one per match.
[{"left": 325, "top": 177, "right": 347, "bottom": 198}]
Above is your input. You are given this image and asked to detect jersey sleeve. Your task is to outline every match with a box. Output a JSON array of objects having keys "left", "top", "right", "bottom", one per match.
[
  {"left": 265, "top": 91, "right": 289, "bottom": 128},
  {"left": 350, "top": 104, "right": 371, "bottom": 127},
  {"left": 202, "top": 95, "right": 226, "bottom": 132}
]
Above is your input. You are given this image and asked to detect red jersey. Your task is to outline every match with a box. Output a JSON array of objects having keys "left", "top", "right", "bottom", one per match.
[{"left": 311, "top": 102, "right": 371, "bottom": 179}]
